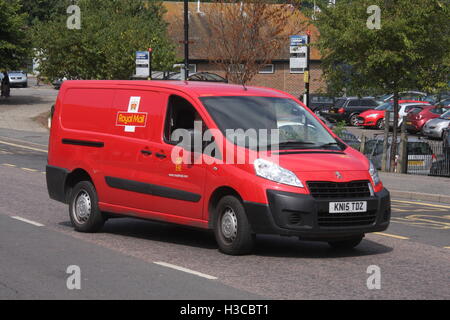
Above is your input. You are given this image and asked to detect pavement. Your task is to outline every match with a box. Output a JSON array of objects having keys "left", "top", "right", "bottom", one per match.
[
  {"left": 0, "top": 76, "right": 56, "bottom": 132},
  {"left": 0, "top": 81, "right": 449, "bottom": 204}
]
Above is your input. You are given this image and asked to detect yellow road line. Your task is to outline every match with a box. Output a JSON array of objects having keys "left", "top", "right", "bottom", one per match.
[
  {"left": 444, "top": 247, "right": 450, "bottom": 249},
  {"left": 0, "top": 140, "right": 48, "bottom": 153},
  {"left": 374, "top": 232, "right": 409, "bottom": 240},
  {"left": 2, "top": 163, "right": 16, "bottom": 167},
  {"left": 392, "top": 199, "right": 450, "bottom": 209}
]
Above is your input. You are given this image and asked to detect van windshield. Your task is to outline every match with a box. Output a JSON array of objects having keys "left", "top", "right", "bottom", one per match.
[{"left": 200, "top": 96, "right": 341, "bottom": 151}]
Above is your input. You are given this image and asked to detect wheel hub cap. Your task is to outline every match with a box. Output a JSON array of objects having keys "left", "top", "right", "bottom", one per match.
[
  {"left": 221, "top": 208, "right": 237, "bottom": 241},
  {"left": 74, "top": 191, "right": 91, "bottom": 223}
]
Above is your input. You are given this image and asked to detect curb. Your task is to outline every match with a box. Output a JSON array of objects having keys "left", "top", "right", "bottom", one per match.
[{"left": 390, "top": 189, "right": 450, "bottom": 205}]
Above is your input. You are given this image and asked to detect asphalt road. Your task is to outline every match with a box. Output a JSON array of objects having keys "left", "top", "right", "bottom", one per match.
[{"left": 0, "top": 133, "right": 449, "bottom": 300}]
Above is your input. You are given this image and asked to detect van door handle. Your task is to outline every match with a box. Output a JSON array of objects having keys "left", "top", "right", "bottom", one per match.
[
  {"left": 155, "top": 153, "right": 166, "bottom": 159},
  {"left": 141, "top": 150, "right": 152, "bottom": 156}
]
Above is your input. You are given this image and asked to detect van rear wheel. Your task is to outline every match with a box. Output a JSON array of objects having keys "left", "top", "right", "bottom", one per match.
[
  {"left": 328, "top": 235, "right": 363, "bottom": 250},
  {"left": 69, "top": 181, "right": 105, "bottom": 233},
  {"left": 214, "top": 196, "right": 254, "bottom": 255}
]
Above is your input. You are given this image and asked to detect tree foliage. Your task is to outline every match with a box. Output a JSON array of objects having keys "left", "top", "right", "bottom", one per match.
[
  {"left": 19, "top": 0, "right": 68, "bottom": 25},
  {"left": 0, "top": 0, "right": 30, "bottom": 70},
  {"left": 32, "top": 0, "right": 177, "bottom": 80},
  {"left": 311, "top": 0, "right": 450, "bottom": 171}
]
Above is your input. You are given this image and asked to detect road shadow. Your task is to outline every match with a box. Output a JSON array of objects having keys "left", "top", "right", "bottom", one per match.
[
  {"left": 59, "top": 218, "right": 393, "bottom": 258},
  {"left": 0, "top": 94, "right": 46, "bottom": 106}
]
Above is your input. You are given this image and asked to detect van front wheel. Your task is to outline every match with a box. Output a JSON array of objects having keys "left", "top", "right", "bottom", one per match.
[
  {"left": 69, "top": 181, "right": 105, "bottom": 233},
  {"left": 214, "top": 196, "right": 254, "bottom": 255}
]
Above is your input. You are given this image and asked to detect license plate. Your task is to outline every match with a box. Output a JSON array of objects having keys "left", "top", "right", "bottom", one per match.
[
  {"left": 406, "top": 121, "right": 412, "bottom": 125},
  {"left": 408, "top": 160, "right": 424, "bottom": 166},
  {"left": 329, "top": 201, "right": 367, "bottom": 213}
]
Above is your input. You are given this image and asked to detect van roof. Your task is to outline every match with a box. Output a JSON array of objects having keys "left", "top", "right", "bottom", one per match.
[{"left": 61, "top": 80, "right": 289, "bottom": 99}]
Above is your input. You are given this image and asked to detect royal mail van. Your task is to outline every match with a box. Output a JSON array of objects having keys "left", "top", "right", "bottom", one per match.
[{"left": 47, "top": 80, "right": 391, "bottom": 255}]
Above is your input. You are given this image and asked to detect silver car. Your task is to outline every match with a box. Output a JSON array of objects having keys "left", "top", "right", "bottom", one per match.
[
  {"left": 364, "top": 136, "right": 434, "bottom": 175},
  {"left": 423, "top": 109, "right": 450, "bottom": 139},
  {"left": 8, "top": 71, "right": 28, "bottom": 88}
]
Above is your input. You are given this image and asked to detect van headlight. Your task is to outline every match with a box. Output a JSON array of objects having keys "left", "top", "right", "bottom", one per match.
[
  {"left": 254, "top": 159, "right": 304, "bottom": 188},
  {"left": 369, "top": 161, "right": 380, "bottom": 185}
]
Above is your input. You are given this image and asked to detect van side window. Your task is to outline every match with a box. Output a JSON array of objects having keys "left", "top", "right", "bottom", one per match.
[{"left": 165, "top": 95, "right": 201, "bottom": 143}]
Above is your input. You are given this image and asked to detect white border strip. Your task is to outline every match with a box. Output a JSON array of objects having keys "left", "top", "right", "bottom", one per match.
[
  {"left": 154, "top": 261, "right": 217, "bottom": 280},
  {"left": 11, "top": 216, "right": 44, "bottom": 227}
]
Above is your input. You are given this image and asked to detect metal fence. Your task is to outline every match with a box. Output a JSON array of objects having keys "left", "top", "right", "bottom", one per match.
[{"left": 361, "top": 136, "right": 450, "bottom": 177}]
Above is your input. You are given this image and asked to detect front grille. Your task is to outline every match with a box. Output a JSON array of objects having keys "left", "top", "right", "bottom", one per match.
[
  {"left": 307, "top": 180, "right": 371, "bottom": 199},
  {"left": 318, "top": 211, "right": 377, "bottom": 227}
]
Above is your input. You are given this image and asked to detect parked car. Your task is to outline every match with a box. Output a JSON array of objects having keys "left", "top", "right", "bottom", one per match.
[
  {"left": 405, "top": 105, "right": 450, "bottom": 134},
  {"left": 307, "top": 95, "right": 335, "bottom": 114},
  {"left": 165, "top": 72, "right": 227, "bottom": 83},
  {"left": 47, "top": 80, "right": 391, "bottom": 254},
  {"left": 387, "top": 102, "right": 431, "bottom": 128},
  {"left": 357, "top": 100, "right": 427, "bottom": 130},
  {"left": 53, "top": 78, "right": 67, "bottom": 90},
  {"left": 7, "top": 71, "right": 28, "bottom": 88},
  {"left": 422, "top": 109, "right": 450, "bottom": 139},
  {"left": 187, "top": 72, "right": 228, "bottom": 83},
  {"left": 336, "top": 130, "right": 361, "bottom": 150},
  {"left": 437, "top": 98, "right": 450, "bottom": 107},
  {"left": 322, "top": 97, "right": 379, "bottom": 126},
  {"left": 364, "top": 136, "right": 435, "bottom": 175},
  {"left": 429, "top": 127, "right": 450, "bottom": 177},
  {"left": 376, "top": 91, "right": 427, "bottom": 104}
]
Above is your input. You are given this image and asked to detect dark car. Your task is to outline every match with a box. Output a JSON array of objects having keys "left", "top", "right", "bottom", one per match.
[
  {"left": 323, "top": 97, "right": 379, "bottom": 126},
  {"left": 307, "top": 95, "right": 335, "bottom": 114},
  {"left": 429, "top": 127, "right": 450, "bottom": 177}
]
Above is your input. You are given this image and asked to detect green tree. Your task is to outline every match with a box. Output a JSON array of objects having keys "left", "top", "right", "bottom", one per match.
[
  {"left": 19, "top": 0, "right": 69, "bottom": 25},
  {"left": 311, "top": 0, "right": 450, "bottom": 171},
  {"left": 0, "top": 0, "right": 30, "bottom": 70},
  {"left": 32, "top": 0, "right": 176, "bottom": 80}
]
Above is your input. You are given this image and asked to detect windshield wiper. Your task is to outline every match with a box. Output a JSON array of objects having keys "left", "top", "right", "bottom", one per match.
[{"left": 268, "top": 141, "right": 318, "bottom": 150}]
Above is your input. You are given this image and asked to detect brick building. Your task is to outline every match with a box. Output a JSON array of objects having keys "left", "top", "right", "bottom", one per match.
[{"left": 163, "top": 1, "right": 327, "bottom": 98}]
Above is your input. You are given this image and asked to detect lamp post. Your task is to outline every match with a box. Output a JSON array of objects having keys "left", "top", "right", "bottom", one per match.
[{"left": 184, "top": 0, "right": 189, "bottom": 81}]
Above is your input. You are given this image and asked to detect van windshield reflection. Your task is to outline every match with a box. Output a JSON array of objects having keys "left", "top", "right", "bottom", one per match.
[{"left": 200, "top": 96, "right": 340, "bottom": 151}]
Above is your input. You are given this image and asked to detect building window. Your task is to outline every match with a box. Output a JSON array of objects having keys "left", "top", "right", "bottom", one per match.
[
  {"left": 258, "top": 64, "right": 275, "bottom": 74},
  {"left": 290, "top": 67, "right": 305, "bottom": 74}
]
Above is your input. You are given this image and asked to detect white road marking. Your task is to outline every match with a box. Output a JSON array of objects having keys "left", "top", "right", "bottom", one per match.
[
  {"left": 0, "top": 140, "right": 48, "bottom": 153},
  {"left": 2, "top": 163, "right": 16, "bottom": 167},
  {"left": 21, "top": 168, "right": 38, "bottom": 172},
  {"left": 11, "top": 216, "right": 44, "bottom": 227},
  {"left": 154, "top": 261, "right": 217, "bottom": 280}
]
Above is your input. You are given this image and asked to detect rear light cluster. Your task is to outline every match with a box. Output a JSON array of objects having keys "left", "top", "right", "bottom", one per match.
[{"left": 338, "top": 108, "right": 345, "bottom": 114}]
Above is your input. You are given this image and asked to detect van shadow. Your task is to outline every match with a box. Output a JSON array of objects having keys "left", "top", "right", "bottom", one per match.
[{"left": 59, "top": 219, "right": 393, "bottom": 258}]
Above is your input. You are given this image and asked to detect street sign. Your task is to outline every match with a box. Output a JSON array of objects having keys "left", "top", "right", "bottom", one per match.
[
  {"left": 136, "top": 51, "right": 150, "bottom": 78},
  {"left": 290, "top": 35, "right": 308, "bottom": 72}
]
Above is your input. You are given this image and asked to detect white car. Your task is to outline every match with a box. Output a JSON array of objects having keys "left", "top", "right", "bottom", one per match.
[{"left": 387, "top": 102, "right": 430, "bottom": 128}]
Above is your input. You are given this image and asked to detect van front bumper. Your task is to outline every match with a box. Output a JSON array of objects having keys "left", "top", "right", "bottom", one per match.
[{"left": 244, "top": 188, "right": 390, "bottom": 240}]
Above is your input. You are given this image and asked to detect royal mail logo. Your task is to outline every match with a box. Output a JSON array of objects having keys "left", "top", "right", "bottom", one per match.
[{"left": 116, "top": 112, "right": 148, "bottom": 127}]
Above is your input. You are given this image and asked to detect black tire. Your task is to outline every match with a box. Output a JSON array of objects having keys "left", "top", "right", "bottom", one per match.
[
  {"left": 376, "top": 119, "right": 385, "bottom": 130},
  {"left": 214, "top": 195, "right": 254, "bottom": 255},
  {"left": 349, "top": 114, "right": 360, "bottom": 126},
  {"left": 69, "top": 181, "right": 105, "bottom": 233},
  {"left": 328, "top": 235, "right": 364, "bottom": 250}
]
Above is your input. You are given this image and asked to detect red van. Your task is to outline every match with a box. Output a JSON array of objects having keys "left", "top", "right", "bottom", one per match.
[{"left": 47, "top": 81, "right": 390, "bottom": 255}]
